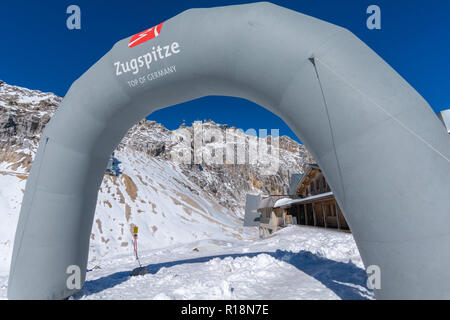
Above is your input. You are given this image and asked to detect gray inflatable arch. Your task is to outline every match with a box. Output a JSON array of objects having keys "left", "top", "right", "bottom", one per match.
[{"left": 8, "top": 2, "right": 450, "bottom": 299}]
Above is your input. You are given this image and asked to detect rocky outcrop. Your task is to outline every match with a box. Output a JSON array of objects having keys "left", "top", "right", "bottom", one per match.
[
  {"left": 0, "top": 80, "right": 315, "bottom": 213},
  {"left": 0, "top": 81, "right": 62, "bottom": 173}
]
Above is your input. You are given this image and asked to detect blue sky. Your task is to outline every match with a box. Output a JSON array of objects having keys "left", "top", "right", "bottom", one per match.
[{"left": 1, "top": 0, "right": 449, "bottom": 142}]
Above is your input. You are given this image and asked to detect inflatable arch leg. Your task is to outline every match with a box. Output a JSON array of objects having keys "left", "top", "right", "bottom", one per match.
[{"left": 8, "top": 2, "right": 450, "bottom": 299}]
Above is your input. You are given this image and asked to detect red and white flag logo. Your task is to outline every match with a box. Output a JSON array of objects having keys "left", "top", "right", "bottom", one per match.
[{"left": 128, "top": 22, "right": 164, "bottom": 48}]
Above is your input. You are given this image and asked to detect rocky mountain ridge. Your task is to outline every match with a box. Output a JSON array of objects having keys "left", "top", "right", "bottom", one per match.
[{"left": 0, "top": 80, "right": 314, "bottom": 212}]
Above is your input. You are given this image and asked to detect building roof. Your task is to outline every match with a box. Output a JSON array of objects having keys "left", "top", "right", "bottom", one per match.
[
  {"left": 289, "top": 173, "right": 304, "bottom": 195},
  {"left": 291, "top": 164, "right": 320, "bottom": 195},
  {"left": 258, "top": 196, "right": 285, "bottom": 210},
  {"left": 438, "top": 109, "right": 450, "bottom": 133},
  {"left": 274, "top": 192, "right": 334, "bottom": 208}
]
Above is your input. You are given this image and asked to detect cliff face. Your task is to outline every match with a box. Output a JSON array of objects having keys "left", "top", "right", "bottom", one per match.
[
  {"left": 0, "top": 81, "right": 61, "bottom": 173},
  {"left": 118, "top": 119, "right": 315, "bottom": 213},
  {"left": 0, "top": 80, "right": 315, "bottom": 266}
]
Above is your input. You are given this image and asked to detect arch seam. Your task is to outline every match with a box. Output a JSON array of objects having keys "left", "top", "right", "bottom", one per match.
[{"left": 309, "top": 56, "right": 347, "bottom": 208}]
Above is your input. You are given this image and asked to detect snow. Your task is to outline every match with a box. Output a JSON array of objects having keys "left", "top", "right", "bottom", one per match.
[
  {"left": 86, "top": 149, "right": 247, "bottom": 261},
  {"left": 0, "top": 143, "right": 371, "bottom": 300},
  {"left": 273, "top": 198, "right": 292, "bottom": 208},
  {"left": 0, "top": 174, "right": 23, "bottom": 275},
  {"left": 274, "top": 192, "right": 334, "bottom": 208},
  {"left": 67, "top": 226, "right": 372, "bottom": 300},
  {"left": 0, "top": 82, "right": 61, "bottom": 108}
]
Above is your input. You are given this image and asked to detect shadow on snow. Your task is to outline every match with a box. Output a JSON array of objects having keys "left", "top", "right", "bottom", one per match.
[{"left": 74, "top": 250, "right": 371, "bottom": 300}]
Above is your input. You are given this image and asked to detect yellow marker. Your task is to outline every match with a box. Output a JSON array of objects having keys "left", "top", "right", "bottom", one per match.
[{"left": 133, "top": 226, "right": 139, "bottom": 234}]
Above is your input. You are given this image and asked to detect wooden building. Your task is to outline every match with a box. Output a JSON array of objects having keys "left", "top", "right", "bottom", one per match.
[
  {"left": 258, "top": 164, "right": 350, "bottom": 237},
  {"left": 286, "top": 164, "right": 349, "bottom": 230}
]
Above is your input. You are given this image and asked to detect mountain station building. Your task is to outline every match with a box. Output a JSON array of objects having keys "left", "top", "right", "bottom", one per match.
[{"left": 258, "top": 164, "right": 350, "bottom": 237}]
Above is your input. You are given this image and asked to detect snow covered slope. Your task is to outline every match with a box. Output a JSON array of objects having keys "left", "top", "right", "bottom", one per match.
[
  {"left": 71, "top": 226, "right": 372, "bottom": 300},
  {"left": 90, "top": 148, "right": 247, "bottom": 261}
]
